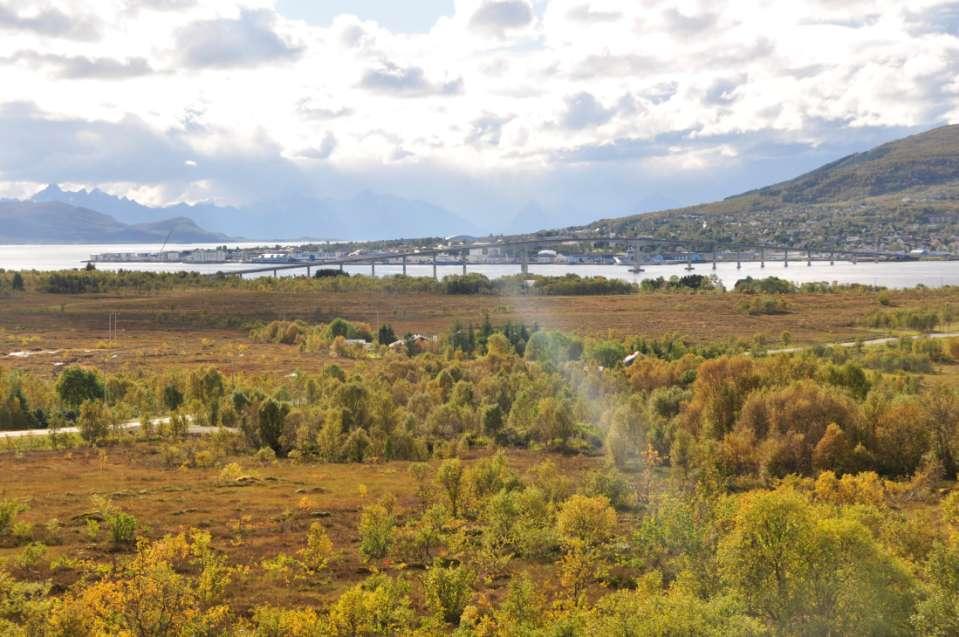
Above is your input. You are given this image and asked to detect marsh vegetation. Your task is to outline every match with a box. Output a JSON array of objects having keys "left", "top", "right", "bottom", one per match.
[{"left": 0, "top": 273, "right": 958, "bottom": 634}]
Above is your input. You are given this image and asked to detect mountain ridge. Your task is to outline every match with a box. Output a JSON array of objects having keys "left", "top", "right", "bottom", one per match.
[
  {"left": 0, "top": 200, "right": 231, "bottom": 245},
  {"left": 31, "top": 185, "right": 478, "bottom": 241}
]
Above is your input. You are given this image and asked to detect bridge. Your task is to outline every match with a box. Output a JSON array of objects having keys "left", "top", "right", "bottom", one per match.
[{"left": 219, "top": 234, "right": 910, "bottom": 279}]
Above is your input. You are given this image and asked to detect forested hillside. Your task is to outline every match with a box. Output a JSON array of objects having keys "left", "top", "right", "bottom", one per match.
[{"left": 585, "top": 125, "right": 959, "bottom": 254}]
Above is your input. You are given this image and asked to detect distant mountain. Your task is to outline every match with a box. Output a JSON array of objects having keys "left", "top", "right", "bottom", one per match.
[
  {"left": 0, "top": 201, "right": 230, "bottom": 244},
  {"left": 32, "top": 184, "right": 477, "bottom": 241},
  {"left": 584, "top": 124, "right": 959, "bottom": 253},
  {"left": 131, "top": 217, "right": 232, "bottom": 243},
  {"left": 32, "top": 184, "right": 250, "bottom": 237},
  {"left": 329, "top": 190, "right": 476, "bottom": 240},
  {"left": 508, "top": 201, "right": 599, "bottom": 234}
]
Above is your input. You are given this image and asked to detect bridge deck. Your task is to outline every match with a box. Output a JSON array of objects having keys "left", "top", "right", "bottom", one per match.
[{"left": 216, "top": 235, "right": 905, "bottom": 277}]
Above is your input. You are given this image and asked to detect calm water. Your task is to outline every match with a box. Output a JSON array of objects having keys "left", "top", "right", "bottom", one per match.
[{"left": 1, "top": 243, "right": 957, "bottom": 289}]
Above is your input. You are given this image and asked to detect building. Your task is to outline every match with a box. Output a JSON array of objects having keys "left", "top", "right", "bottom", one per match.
[
  {"left": 183, "top": 250, "right": 227, "bottom": 263},
  {"left": 252, "top": 253, "right": 290, "bottom": 264},
  {"left": 536, "top": 249, "right": 559, "bottom": 263}
]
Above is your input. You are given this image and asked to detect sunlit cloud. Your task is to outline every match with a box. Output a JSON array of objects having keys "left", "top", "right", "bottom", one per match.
[{"left": 0, "top": 0, "right": 956, "bottom": 230}]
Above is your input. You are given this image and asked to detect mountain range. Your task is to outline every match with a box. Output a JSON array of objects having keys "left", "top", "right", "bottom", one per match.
[
  {"left": 0, "top": 200, "right": 230, "bottom": 244},
  {"left": 4, "top": 125, "right": 959, "bottom": 247},
  {"left": 28, "top": 185, "right": 478, "bottom": 242},
  {"left": 585, "top": 124, "right": 959, "bottom": 254}
]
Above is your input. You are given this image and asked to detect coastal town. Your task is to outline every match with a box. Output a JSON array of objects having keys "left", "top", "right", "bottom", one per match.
[{"left": 89, "top": 236, "right": 944, "bottom": 270}]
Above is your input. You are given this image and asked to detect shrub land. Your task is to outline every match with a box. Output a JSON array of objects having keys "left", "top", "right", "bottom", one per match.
[{"left": 1, "top": 274, "right": 959, "bottom": 634}]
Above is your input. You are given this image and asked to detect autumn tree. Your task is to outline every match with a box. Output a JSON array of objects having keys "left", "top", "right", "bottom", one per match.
[
  {"left": 534, "top": 396, "right": 576, "bottom": 449},
  {"left": 188, "top": 367, "right": 225, "bottom": 426},
  {"left": 256, "top": 398, "right": 291, "bottom": 456},
  {"left": 437, "top": 458, "right": 465, "bottom": 517},
  {"left": 719, "top": 488, "right": 916, "bottom": 635},
  {"left": 922, "top": 384, "right": 959, "bottom": 478}
]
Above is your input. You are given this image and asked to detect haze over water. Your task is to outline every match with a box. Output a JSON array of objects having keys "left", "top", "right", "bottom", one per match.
[{"left": 1, "top": 244, "right": 956, "bottom": 290}]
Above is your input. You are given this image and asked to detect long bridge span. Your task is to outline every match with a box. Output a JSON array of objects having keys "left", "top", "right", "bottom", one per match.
[{"left": 219, "top": 235, "right": 910, "bottom": 279}]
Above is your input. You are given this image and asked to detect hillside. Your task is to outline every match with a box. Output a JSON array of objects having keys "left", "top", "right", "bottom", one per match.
[
  {"left": 746, "top": 125, "right": 959, "bottom": 204},
  {"left": 0, "top": 201, "right": 230, "bottom": 244},
  {"left": 586, "top": 125, "right": 959, "bottom": 254}
]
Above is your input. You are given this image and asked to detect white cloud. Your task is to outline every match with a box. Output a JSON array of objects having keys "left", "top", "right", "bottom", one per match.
[
  {"left": 0, "top": 2, "right": 100, "bottom": 40},
  {"left": 0, "top": 0, "right": 956, "bottom": 228},
  {"left": 174, "top": 8, "right": 302, "bottom": 68},
  {"left": 0, "top": 50, "right": 152, "bottom": 78},
  {"left": 468, "top": 0, "right": 534, "bottom": 37},
  {"left": 358, "top": 62, "right": 464, "bottom": 96},
  {"left": 296, "top": 133, "right": 337, "bottom": 160}
]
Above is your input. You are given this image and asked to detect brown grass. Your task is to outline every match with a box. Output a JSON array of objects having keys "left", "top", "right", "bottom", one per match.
[
  {"left": 2, "top": 286, "right": 957, "bottom": 375},
  {"left": 0, "top": 444, "right": 601, "bottom": 612}
]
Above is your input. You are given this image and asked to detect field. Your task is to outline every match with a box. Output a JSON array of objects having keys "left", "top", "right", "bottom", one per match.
[
  {"left": 0, "top": 444, "right": 600, "bottom": 614},
  {"left": 2, "top": 277, "right": 959, "bottom": 634},
  {"left": 2, "top": 283, "right": 958, "bottom": 375}
]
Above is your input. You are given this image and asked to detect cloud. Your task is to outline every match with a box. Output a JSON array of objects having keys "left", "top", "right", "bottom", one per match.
[
  {"left": 704, "top": 38, "right": 775, "bottom": 66},
  {"left": 566, "top": 5, "right": 621, "bottom": 23},
  {"left": 644, "top": 82, "right": 678, "bottom": 105},
  {"left": 175, "top": 9, "right": 302, "bottom": 68},
  {"left": 0, "top": 101, "right": 310, "bottom": 203},
  {"left": 703, "top": 76, "right": 746, "bottom": 106},
  {"left": 0, "top": 3, "right": 99, "bottom": 40},
  {"left": 0, "top": 51, "right": 153, "bottom": 79},
  {"left": 359, "top": 62, "right": 463, "bottom": 97},
  {"left": 0, "top": 101, "right": 195, "bottom": 183},
  {"left": 554, "top": 135, "right": 677, "bottom": 164},
  {"left": 389, "top": 147, "right": 414, "bottom": 161},
  {"left": 297, "top": 133, "right": 337, "bottom": 160},
  {"left": 126, "top": 0, "right": 197, "bottom": 10},
  {"left": 469, "top": 0, "right": 533, "bottom": 37},
  {"left": 662, "top": 8, "right": 717, "bottom": 35},
  {"left": 571, "top": 53, "right": 655, "bottom": 79},
  {"left": 466, "top": 113, "right": 513, "bottom": 146},
  {"left": 297, "top": 100, "right": 353, "bottom": 120},
  {"left": 905, "top": 2, "right": 959, "bottom": 35},
  {"left": 0, "top": 0, "right": 956, "bottom": 232},
  {"left": 560, "top": 92, "right": 618, "bottom": 129}
]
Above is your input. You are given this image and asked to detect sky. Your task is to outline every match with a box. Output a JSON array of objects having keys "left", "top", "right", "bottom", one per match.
[{"left": 0, "top": 0, "right": 958, "bottom": 231}]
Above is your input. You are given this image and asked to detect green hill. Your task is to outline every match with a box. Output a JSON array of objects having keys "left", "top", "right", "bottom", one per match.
[
  {"left": 585, "top": 125, "right": 959, "bottom": 254},
  {"left": 748, "top": 124, "right": 959, "bottom": 204}
]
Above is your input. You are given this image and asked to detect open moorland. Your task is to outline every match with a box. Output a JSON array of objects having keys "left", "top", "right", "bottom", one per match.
[
  {"left": 1, "top": 270, "right": 959, "bottom": 635},
  {"left": 2, "top": 270, "right": 958, "bottom": 376}
]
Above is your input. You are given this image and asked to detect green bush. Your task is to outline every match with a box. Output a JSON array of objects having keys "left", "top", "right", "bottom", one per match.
[
  {"left": 0, "top": 499, "right": 26, "bottom": 535},
  {"left": 423, "top": 561, "right": 475, "bottom": 624},
  {"left": 107, "top": 511, "right": 137, "bottom": 547},
  {"left": 739, "top": 296, "right": 789, "bottom": 315},
  {"left": 734, "top": 276, "right": 796, "bottom": 294},
  {"left": 587, "top": 340, "right": 627, "bottom": 368},
  {"left": 77, "top": 400, "right": 112, "bottom": 445},
  {"left": 56, "top": 367, "right": 105, "bottom": 408},
  {"left": 358, "top": 502, "right": 395, "bottom": 562}
]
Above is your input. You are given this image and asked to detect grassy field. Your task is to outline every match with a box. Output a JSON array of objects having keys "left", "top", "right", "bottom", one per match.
[
  {"left": 2, "top": 284, "right": 957, "bottom": 375},
  {"left": 0, "top": 442, "right": 600, "bottom": 613}
]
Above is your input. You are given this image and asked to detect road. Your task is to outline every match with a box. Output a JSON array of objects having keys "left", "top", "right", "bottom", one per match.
[
  {"left": 766, "top": 331, "right": 959, "bottom": 355},
  {"left": 0, "top": 416, "right": 221, "bottom": 439}
]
